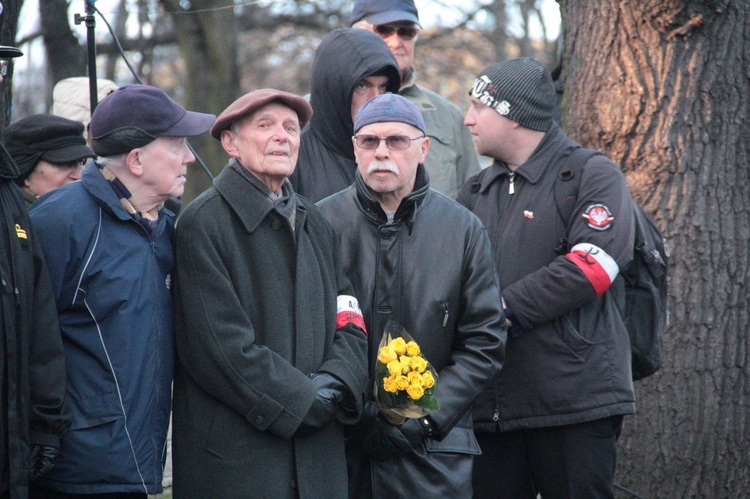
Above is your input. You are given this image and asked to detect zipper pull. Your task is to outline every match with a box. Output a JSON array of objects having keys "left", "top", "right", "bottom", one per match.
[
  {"left": 442, "top": 303, "right": 449, "bottom": 327},
  {"left": 493, "top": 408, "right": 499, "bottom": 421},
  {"left": 508, "top": 172, "right": 515, "bottom": 195}
]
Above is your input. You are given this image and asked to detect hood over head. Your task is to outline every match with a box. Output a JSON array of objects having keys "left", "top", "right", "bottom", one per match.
[{"left": 307, "top": 28, "right": 400, "bottom": 160}]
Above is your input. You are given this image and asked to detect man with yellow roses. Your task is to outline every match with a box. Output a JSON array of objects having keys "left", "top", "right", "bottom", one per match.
[{"left": 317, "top": 93, "right": 506, "bottom": 498}]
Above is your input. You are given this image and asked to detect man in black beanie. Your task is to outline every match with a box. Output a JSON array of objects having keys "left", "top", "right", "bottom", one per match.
[
  {"left": 4, "top": 114, "right": 94, "bottom": 207},
  {"left": 0, "top": 45, "right": 72, "bottom": 498},
  {"left": 458, "top": 58, "right": 636, "bottom": 498}
]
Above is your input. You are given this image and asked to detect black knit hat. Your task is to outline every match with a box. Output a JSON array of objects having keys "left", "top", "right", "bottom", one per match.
[
  {"left": 3, "top": 114, "right": 94, "bottom": 182},
  {"left": 469, "top": 58, "right": 555, "bottom": 132}
]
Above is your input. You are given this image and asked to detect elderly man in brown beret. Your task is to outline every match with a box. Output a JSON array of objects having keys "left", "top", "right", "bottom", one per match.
[{"left": 172, "top": 89, "right": 369, "bottom": 498}]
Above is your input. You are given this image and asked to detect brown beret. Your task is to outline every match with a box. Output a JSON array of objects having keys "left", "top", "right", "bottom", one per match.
[{"left": 210, "top": 89, "right": 313, "bottom": 140}]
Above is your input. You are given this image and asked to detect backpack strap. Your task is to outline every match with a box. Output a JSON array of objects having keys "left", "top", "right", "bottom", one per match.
[{"left": 553, "top": 147, "right": 603, "bottom": 254}]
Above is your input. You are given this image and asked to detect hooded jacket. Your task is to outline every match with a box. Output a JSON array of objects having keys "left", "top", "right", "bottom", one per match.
[
  {"left": 0, "top": 144, "right": 70, "bottom": 498},
  {"left": 291, "top": 28, "right": 400, "bottom": 202},
  {"left": 29, "top": 163, "right": 175, "bottom": 494},
  {"left": 458, "top": 123, "right": 636, "bottom": 432},
  {"left": 317, "top": 166, "right": 506, "bottom": 497}
]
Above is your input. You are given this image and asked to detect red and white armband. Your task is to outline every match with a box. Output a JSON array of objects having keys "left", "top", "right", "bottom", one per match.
[
  {"left": 336, "top": 295, "right": 367, "bottom": 335},
  {"left": 565, "top": 243, "right": 619, "bottom": 297}
]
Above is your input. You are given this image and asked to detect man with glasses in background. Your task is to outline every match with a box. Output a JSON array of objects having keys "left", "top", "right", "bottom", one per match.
[
  {"left": 318, "top": 93, "right": 505, "bottom": 498},
  {"left": 352, "top": 0, "right": 480, "bottom": 199}
]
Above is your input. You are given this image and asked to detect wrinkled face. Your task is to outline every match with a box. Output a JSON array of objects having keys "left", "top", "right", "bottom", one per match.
[
  {"left": 351, "top": 75, "right": 390, "bottom": 121},
  {"left": 464, "top": 96, "right": 516, "bottom": 160},
  {"left": 353, "top": 121, "right": 428, "bottom": 199},
  {"left": 221, "top": 102, "right": 301, "bottom": 193},
  {"left": 24, "top": 159, "right": 84, "bottom": 198},
  {"left": 365, "top": 22, "right": 418, "bottom": 80},
  {"left": 138, "top": 136, "right": 195, "bottom": 201}
]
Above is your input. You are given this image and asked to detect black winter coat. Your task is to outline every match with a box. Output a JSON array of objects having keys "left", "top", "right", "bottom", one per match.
[
  {"left": 172, "top": 161, "right": 368, "bottom": 498},
  {"left": 458, "top": 123, "right": 636, "bottom": 432},
  {"left": 318, "top": 167, "right": 506, "bottom": 498},
  {"left": 290, "top": 28, "right": 401, "bottom": 202},
  {"left": 0, "top": 145, "right": 70, "bottom": 498}
]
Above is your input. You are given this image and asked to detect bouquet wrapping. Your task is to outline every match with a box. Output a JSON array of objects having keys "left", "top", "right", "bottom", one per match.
[{"left": 374, "top": 320, "right": 439, "bottom": 425}]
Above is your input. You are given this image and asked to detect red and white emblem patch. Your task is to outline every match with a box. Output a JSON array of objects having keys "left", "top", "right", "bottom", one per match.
[{"left": 582, "top": 204, "right": 614, "bottom": 231}]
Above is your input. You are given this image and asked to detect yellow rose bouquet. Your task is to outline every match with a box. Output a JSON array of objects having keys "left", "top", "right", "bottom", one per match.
[{"left": 374, "top": 320, "right": 439, "bottom": 425}]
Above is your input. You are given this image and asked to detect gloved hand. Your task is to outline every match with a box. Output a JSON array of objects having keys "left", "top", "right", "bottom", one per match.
[
  {"left": 28, "top": 444, "right": 58, "bottom": 482},
  {"left": 297, "top": 373, "right": 343, "bottom": 435},
  {"left": 397, "top": 417, "right": 431, "bottom": 449},
  {"left": 352, "top": 402, "right": 412, "bottom": 460}
]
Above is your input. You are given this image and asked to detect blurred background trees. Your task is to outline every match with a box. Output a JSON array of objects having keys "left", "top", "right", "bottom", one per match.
[{"left": 8, "top": 0, "right": 559, "bottom": 198}]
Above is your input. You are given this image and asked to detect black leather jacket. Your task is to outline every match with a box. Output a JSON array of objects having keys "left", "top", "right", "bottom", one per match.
[{"left": 318, "top": 166, "right": 506, "bottom": 497}]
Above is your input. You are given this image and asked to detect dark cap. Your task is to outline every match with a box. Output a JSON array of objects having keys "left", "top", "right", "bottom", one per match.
[
  {"left": 4, "top": 114, "right": 94, "bottom": 182},
  {"left": 210, "top": 89, "right": 313, "bottom": 140},
  {"left": 354, "top": 93, "right": 426, "bottom": 135},
  {"left": 351, "top": 0, "right": 420, "bottom": 26},
  {"left": 469, "top": 58, "right": 556, "bottom": 132},
  {"left": 0, "top": 46, "right": 23, "bottom": 58},
  {"left": 90, "top": 84, "right": 215, "bottom": 156}
]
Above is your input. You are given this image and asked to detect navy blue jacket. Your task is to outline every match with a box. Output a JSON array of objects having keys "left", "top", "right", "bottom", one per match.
[{"left": 29, "top": 162, "right": 174, "bottom": 494}]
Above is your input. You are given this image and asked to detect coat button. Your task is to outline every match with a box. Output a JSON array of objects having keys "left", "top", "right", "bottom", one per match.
[
  {"left": 255, "top": 415, "right": 264, "bottom": 425},
  {"left": 381, "top": 229, "right": 396, "bottom": 239},
  {"left": 271, "top": 219, "right": 282, "bottom": 230},
  {"left": 290, "top": 479, "right": 297, "bottom": 489}
]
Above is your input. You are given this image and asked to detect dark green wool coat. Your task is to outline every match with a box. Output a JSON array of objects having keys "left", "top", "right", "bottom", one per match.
[{"left": 172, "top": 161, "right": 368, "bottom": 498}]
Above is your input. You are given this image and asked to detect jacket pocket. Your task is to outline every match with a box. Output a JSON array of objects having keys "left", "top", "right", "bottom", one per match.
[
  {"left": 69, "top": 391, "right": 123, "bottom": 430},
  {"left": 426, "top": 426, "right": 481, "bottom": 455},
  {"left": 556, "top": 313, "right": 595, "bottom": 361}
]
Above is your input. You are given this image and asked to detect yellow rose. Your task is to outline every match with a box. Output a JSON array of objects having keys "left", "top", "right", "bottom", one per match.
[
  {"left": 383, "top": 376, "right": 399, "bottom": 393},
  {"left": 411, "top": 356, "right": 428, "bottom": 373},
  {"left": 422, "top": 371, "right": 435, "bottom": 388},
  {"left": 387, "top": 359, "right": 402, "bottom": 377},
  {"left": 378, "top": 345, "right": 397, "bottom": 364},
  {"left": 406, "top": 341, "right": 420, "bottom": 356},
  {"left": 408, "top": 371, "right": 423, "bottom": 386},
  {"left": 407, "top": 384, "right": 425, "bottom": 400},
  {"left": 396, "top": 375, "right": 410, "bottom": 391},
  {"left": 390, "top": 337, "right": 407, "bottom": 355},
  {"left": 399, "top": 355, "right": 412, "bottom": 374}
]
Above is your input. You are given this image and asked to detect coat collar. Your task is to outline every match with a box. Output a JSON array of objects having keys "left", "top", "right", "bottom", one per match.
[
  {"left": 477, "top": 122, "right": 575, "bottom": 195},
  {"left": 354, "top": 163, "right": 430, "bottom": 230},
  {"left": 214, "top": 159, "right": 307, "bottom": 234}
]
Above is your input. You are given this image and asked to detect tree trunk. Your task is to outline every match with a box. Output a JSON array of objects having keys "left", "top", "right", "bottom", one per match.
[
  {"left": 1, "top": 0, "right": 23, "bottom": 128},
  {"left": 40, "top": 0, "right": 87, "bottom": 88},
  {"left": 558, "top": 0, "right": 749, "bottom": 496},
  {"left": 160, "top": 0, "right": 239, "bottom": 200}
]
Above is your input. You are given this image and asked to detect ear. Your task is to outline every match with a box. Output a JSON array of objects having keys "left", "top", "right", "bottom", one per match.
[
  {"left": 126, "top": 148, "right": 144, "bottom": 176},
  {"left": 221, "top": 129, "right": 240, "bottom": 158},
  {"left": 418, "top": 136, "right": 430, "bottom": 164}
]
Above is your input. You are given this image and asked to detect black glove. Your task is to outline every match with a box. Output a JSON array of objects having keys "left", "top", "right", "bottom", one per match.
[
  {"left": 28, "top": 444, "right": 58, "bottom": 482},
  {"left": 352, "top": 402, "right": 413, "bottom": 460},
  {"left": 398, "top": 417, "right": 432, "bottom": 449},
  {"left": 297, "top": 374, "right": 343, "bottom": 435}
]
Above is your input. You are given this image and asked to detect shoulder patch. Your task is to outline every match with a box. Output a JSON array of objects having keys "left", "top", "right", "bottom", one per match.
[{"left": 582, "top": 204, "right": 614, "bottom": 231}]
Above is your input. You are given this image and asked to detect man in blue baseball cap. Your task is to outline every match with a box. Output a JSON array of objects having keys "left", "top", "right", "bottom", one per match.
[
  {"left": 28, "top": 84, "right": 214, "bottom": 497},
  {"left": 317, "top": 93, "right": 506, "bottom": 498},
  {"left": 351, "top": 0, "right": 481, "bottom": 199}
]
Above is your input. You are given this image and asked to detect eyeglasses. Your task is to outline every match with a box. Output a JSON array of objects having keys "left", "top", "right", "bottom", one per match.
[
  {"left": 0, "top": 60, "right": 8, "bottom": 77},
  {"left": 373, "top": 24, "right": 419, "bottom": 41},
  {"left": 354, "top": 134, "right": 424, "bottom": 151}
]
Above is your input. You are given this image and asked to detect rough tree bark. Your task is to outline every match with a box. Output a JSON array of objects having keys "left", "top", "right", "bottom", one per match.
[{"left": 558, "top": 0, "right": 749, "bottom": 496}]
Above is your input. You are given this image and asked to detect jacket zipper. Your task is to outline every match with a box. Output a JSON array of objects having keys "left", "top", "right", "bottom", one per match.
[
  {"left": 508, "top": 171, "right": 516, "bottom": 195},
  {"left": 441, "top": 302, "right": 449, "bottom": 327}
]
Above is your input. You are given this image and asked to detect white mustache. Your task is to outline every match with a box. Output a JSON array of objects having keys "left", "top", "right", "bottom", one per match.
[{"left": 367, "top": 160, "right": 399, "bottom": 175}]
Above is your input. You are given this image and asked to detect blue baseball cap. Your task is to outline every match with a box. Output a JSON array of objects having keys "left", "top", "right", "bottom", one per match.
[
  {"left": 351, "top": 0, "right": 421, "bottom": 27},
  {"left": 90, "top": 84, "right": 215, "bottom": 156},
  {"left": 353, "top": 93, "right": 426, "bottom": 135}
]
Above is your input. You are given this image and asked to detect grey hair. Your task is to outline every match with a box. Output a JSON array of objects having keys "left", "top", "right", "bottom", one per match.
[{"left": 97, "top": 153, "right": 128, "bottom": 169}]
